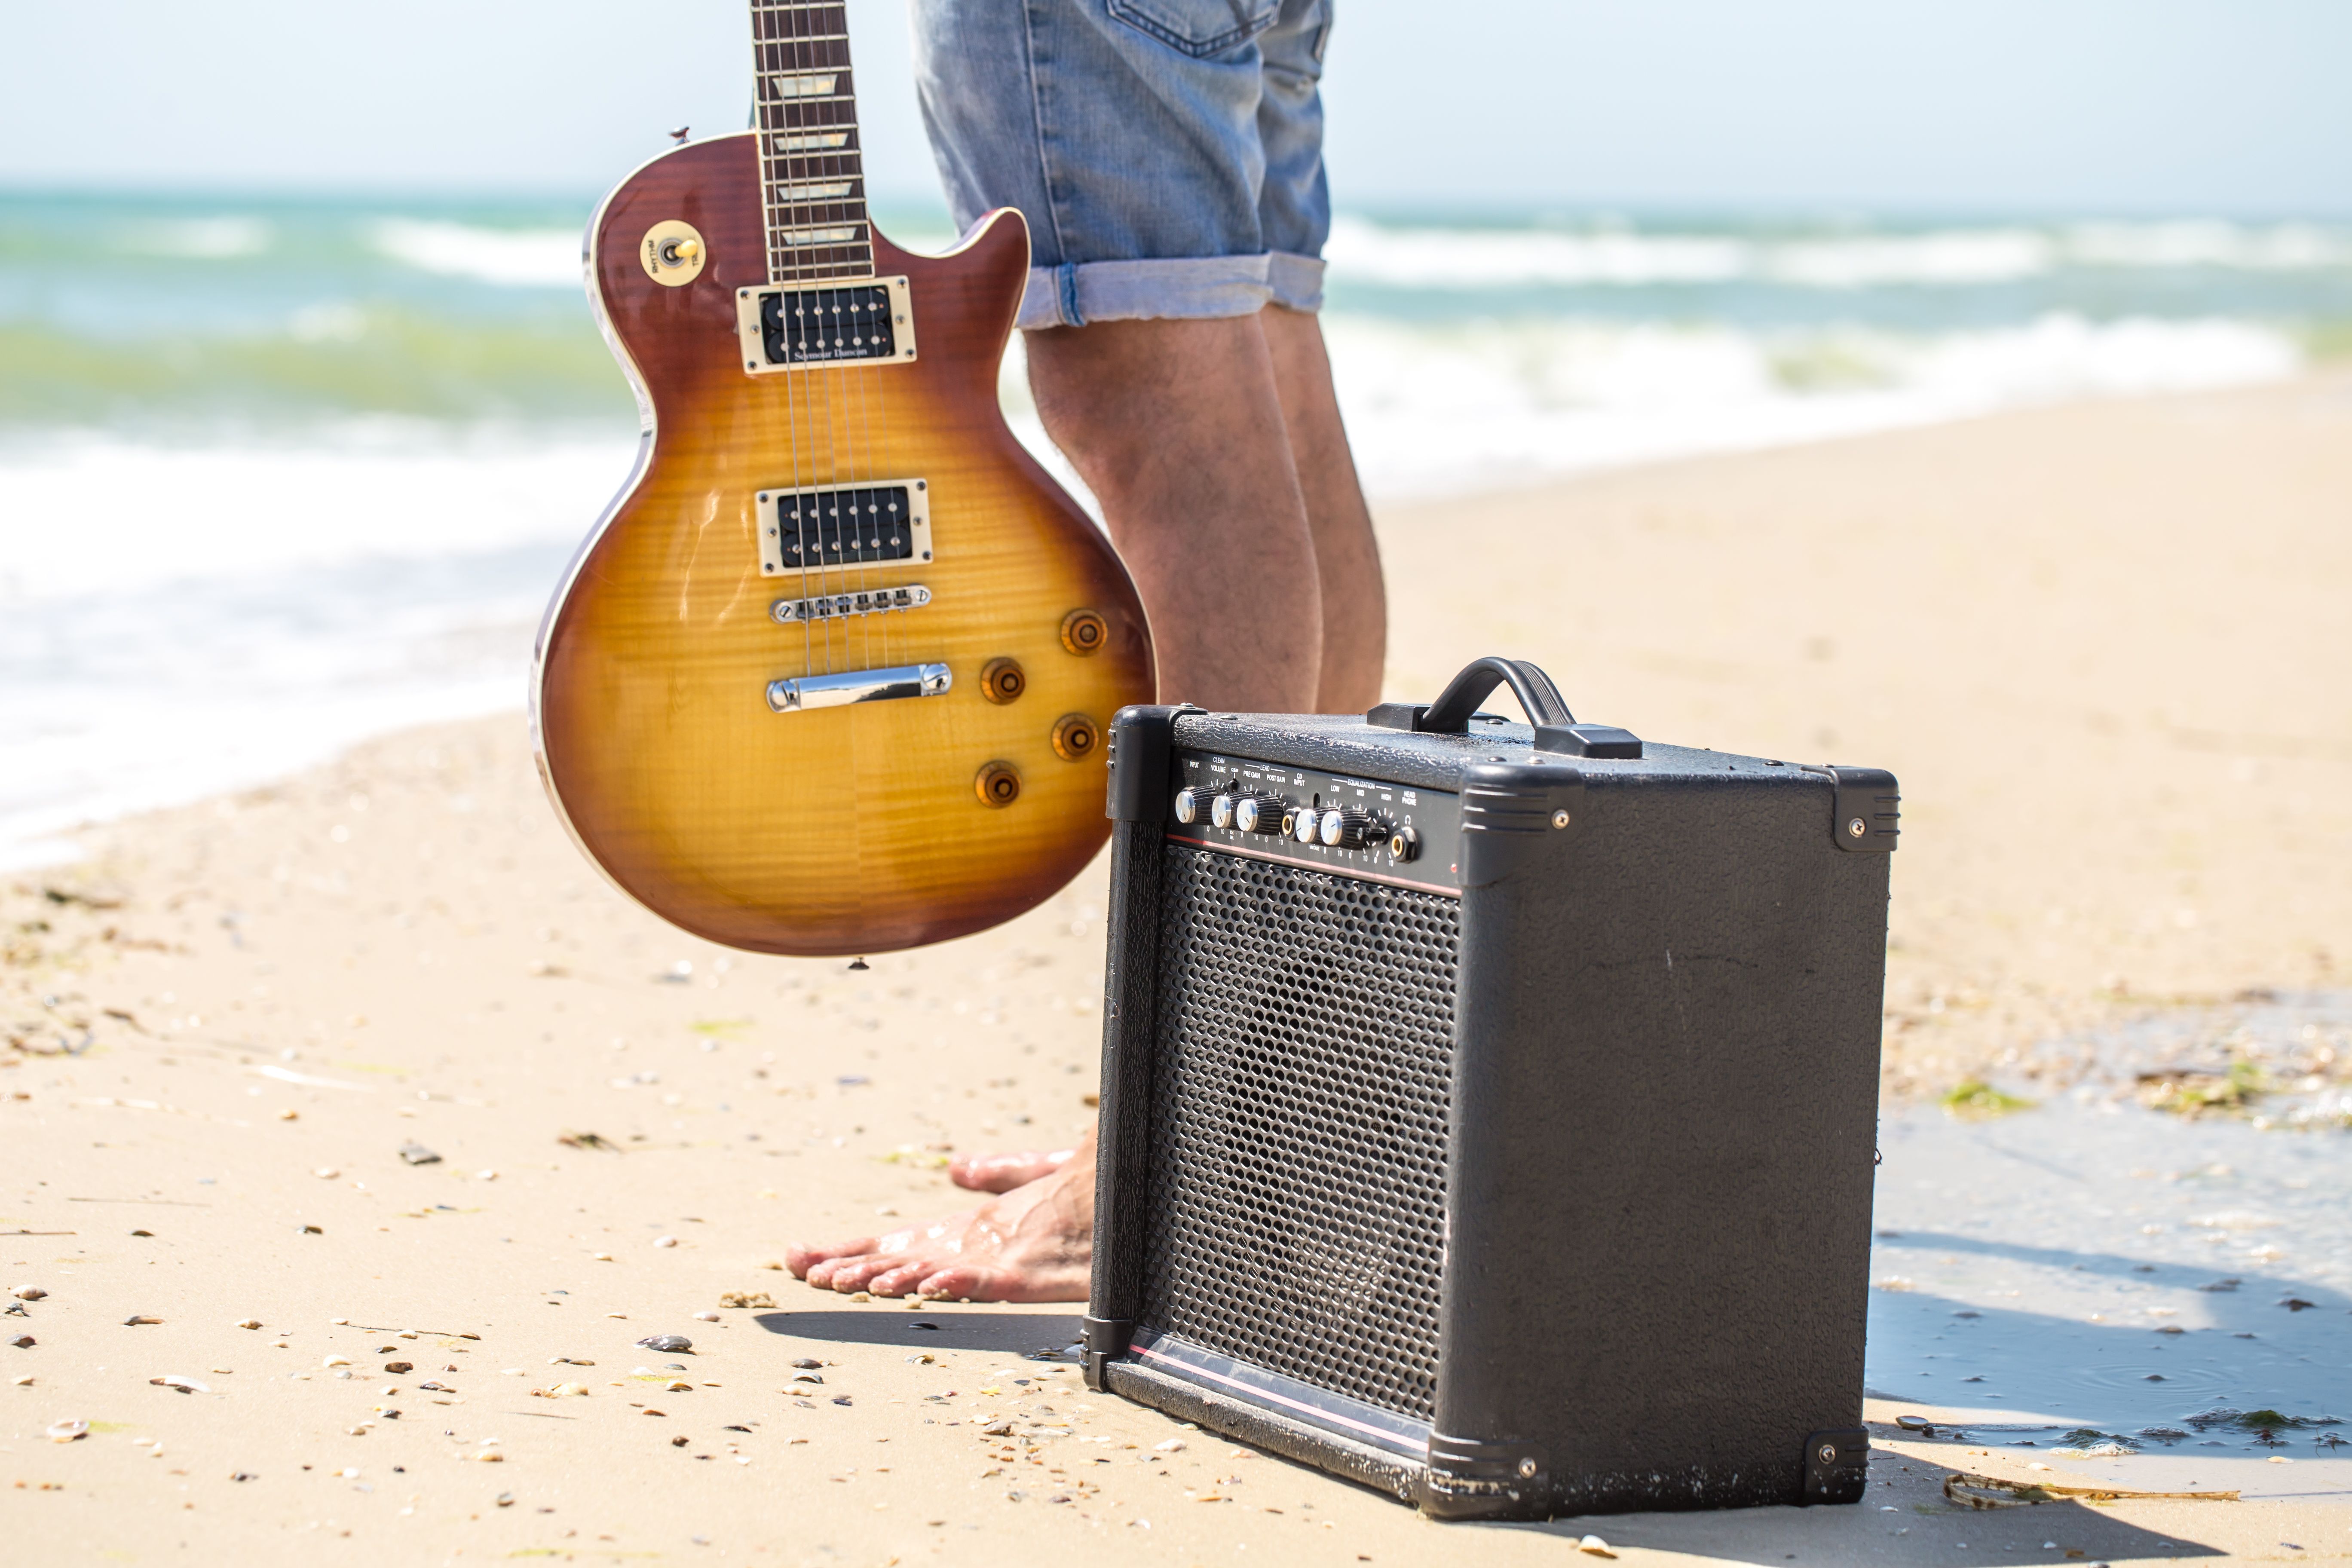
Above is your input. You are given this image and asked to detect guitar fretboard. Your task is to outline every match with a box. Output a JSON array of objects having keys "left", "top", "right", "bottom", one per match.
[{"left": 752, "top": 1, "right": 871, "bottom": 283}]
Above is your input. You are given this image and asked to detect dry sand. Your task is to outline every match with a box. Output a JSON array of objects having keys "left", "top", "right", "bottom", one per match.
[{"left": 6, "top": 375, "right": 2351, "bottom": 1562}]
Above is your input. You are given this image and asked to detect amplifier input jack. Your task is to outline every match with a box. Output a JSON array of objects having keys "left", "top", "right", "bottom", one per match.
[
  {"left": 974, "top": 761, "right": 1022, "bottom": 808},
  {"left": 1388, "top": 824, "right": 1421, "bottom": 862}
]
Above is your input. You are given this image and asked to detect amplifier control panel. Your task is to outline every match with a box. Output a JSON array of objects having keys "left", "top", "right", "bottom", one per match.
[{"left": 1164, "top": 749, "right": 1462, "bottom": 894}]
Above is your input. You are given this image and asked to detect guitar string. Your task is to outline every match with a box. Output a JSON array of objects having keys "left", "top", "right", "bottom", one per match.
[
  {"left": 831, "top": 16, "right": 884, "bottom": 680},
  {"left": 763, "top": 15, "right": 818, "bottom": 685},
  {"left": 776, "top": 6, "right": 833, "bottom": 682},
  {"left": 817, "top": 8, "right": 880, "bottom": 680},
  {"left": 806, "top": 16, "right": 848, "bottom": 682}
]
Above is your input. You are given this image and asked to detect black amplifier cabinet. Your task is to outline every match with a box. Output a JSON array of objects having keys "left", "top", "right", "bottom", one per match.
[{"left": 1083, "top": 658, "right": 1894, "bottom": 1520}]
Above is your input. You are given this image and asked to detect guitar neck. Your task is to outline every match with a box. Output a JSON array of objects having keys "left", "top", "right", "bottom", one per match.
[{"left": 751, "top": 0, "right": 873, "bottom": 283}]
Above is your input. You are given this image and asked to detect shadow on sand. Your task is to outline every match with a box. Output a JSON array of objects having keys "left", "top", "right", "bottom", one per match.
[{"left": 752, "top": 1308, "right": 1083, "bottom": 1356}]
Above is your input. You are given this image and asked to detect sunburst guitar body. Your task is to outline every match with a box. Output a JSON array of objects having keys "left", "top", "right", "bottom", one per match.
[{"left": 533, "top": 121, "right": 1152, "bottom": 956}]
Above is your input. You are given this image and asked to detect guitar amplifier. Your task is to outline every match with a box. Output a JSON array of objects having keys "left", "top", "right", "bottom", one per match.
[{"left": 1081, "top": 658, "right": 1896, "bottom": 1520}]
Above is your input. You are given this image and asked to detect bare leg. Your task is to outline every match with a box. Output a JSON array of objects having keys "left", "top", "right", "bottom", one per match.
[
  {"left": 1260, "top": 305, "right": 1386, "bottom": 713},
  {"left": 789, "top": 310, "right": 1382, "bottom": 1303},
  {"left": 1024, "top": 314, "right": 1323, "bottom": 710}
]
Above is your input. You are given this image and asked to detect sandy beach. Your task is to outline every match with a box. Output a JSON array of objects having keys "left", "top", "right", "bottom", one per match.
[{"left": 7, "top": 374, "right": 2351, "bottom": 1563}]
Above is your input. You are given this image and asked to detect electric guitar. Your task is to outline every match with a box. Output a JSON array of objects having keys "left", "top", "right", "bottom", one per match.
[{"left": 532, "top": 1, "right": 1153, "bottom": 956}]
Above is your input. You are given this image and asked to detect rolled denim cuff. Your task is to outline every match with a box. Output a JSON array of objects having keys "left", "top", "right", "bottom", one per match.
[{"left": 1016, "top": 251, "right": 1327, "bottom": 330}]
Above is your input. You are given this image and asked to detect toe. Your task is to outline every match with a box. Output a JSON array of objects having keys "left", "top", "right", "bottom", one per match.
[
  {"left": 786, "top": 1236, "right": 878, "bottom": 1279},
  {"left": 824, "top": 1252, "right": 917, "bottom": 1292},
  {"left": 865, "top": 1261, "right": 937, "bottom": 1297}
]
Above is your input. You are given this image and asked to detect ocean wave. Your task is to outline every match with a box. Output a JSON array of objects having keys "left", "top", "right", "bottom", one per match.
[
  {"left": 0, "top": 308, "right": 628, "bottom": 426},
  {"left": 372, "top": 218, "right": 582, "bottom": 287},
  {"left": 1320, "top": 312, "right": 2303, "bottom": 496},
  {"left": 121, "top": 217, "right": 274, "bottom": 260},
  {"left": 1323, "top": 215, "right": 2352, "bottom": 291}
]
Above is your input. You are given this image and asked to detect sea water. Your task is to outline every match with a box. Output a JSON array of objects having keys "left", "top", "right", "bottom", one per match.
[{"left": 3, "top": 190, "right": 2348, "bottom": 865}]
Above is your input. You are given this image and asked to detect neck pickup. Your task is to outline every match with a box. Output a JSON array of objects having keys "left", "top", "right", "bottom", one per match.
[{"left": 735, "top": 277, "right": 916, "bottom": 373}]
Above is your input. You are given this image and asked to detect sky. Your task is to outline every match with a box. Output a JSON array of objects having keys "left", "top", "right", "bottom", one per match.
[{"left": 5, "top": 0, "right": 2349, "bottom": 214}]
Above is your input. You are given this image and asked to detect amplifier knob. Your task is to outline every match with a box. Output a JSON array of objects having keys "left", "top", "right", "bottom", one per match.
[
  {"left": 1173, "top": 787, "right": 1204, "bottom": 824},
  {"left": 1208, "top": 792, "right": 1240, "bottom": 830},
  {"left": 1292, "top": 805, "right": 1322, "bottom": 844},
  {"left": 1319, "top": 807, "right": 1380, "bottom": 849},
  {"left": 1232, "top": 795, "right": 1288, "bottom": 834}
]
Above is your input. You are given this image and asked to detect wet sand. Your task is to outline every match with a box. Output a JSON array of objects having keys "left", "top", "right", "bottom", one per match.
[{"left": 8, "top": 374, "right": 2352, "bottom": 1561}]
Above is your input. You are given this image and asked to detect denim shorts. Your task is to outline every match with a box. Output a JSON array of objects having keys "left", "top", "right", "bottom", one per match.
[{"left": 913, "top": 0, "right": 1332, "bottom": 329}]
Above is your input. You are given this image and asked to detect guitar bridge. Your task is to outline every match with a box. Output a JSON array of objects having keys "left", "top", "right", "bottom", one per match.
[
  {"left": 736, "top": 277, "right": 916, "bottom": 372},
  {"left": 755, "top": 479, "right": 932, "bottom": 577},
  {"left": 771, "top": 584, "right": 932, "bottom": 623}
]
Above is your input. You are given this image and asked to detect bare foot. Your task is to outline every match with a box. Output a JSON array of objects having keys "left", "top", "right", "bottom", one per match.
[
  {"left": 949, "top": 1146, "right": 1076, "bottom": 1194},
  {"left": 787, "top": 1131, "right": 1095, "bottom": 1303}
]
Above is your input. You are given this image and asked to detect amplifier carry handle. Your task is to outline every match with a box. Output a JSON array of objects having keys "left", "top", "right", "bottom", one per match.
[{"left": 1369, "top": 655, "right": 1642, "bottom": 759}]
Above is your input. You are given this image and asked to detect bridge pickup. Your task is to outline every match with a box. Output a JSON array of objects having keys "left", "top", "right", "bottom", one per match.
[
  {"left": 772, "top": 584, "right": 931, "bottom": 624},
  {"left": 767, "top": 662, "right": 952, "bottom": 713},
  {"left": 736, "top": 276, "right": 916, "bottom": 372},
  {"left": 755, "top": 479, "right": 931, "bottom": 577}
]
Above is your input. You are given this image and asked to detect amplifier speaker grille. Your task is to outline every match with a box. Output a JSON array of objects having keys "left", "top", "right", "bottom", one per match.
[{"left": 1139, "top": 845, "right": 1459, "bottom": 1421}]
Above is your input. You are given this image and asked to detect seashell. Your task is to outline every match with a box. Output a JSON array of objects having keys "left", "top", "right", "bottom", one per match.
[
  {"left": 9, "top": 1334, "right": 34, "bottom": 1349},
  {"left": 47, "top": 1418, "right": 89, "bottom": 1442},
  {"left": 322, "top": 1356, "right": 350, "bottom": 1368},
  {"left": 1154, "top": 1438, "right": 1186, "bottom": 1452},
  {"left": 150, "top": 1375, "right": 209, "bottom": 1393},
  {"left": 791, "top": 1358, "right": 823, "bottom": 1369},
  {"left": 692, "top": 1311, "right": 720, "bottom": 1323},
  {"left": 653, "top": 1236, "right": 678, "bottom": 1249},
  {"left": 1577, "top": 1537, "right": 1617, "bottom": 1558},
  {"left": 12, "top": 1287, "right": 46, "bottom": 1301},
  {"left": 398, "top": 1142, "right": 442, "bottom": 1166},
  {"left": 635, "top": 1335, "right": 692, "bottom": 1353},
  {"left": 236, "top": 1319, "right": 262, "bottom": 1329},
  {"left": 383, "top": 1361, "right": 413, "bottom": 1374}
]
